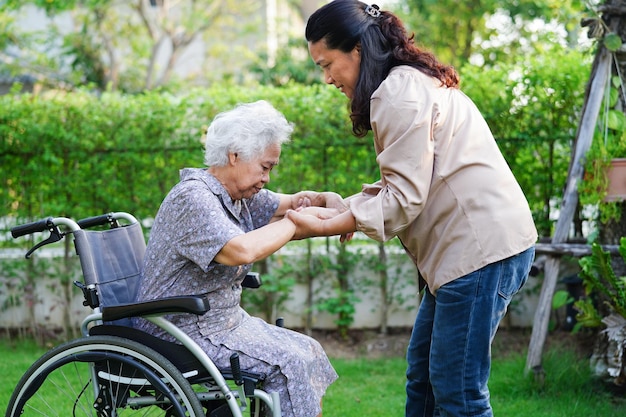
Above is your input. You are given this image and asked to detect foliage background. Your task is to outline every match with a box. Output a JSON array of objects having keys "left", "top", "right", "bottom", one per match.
[
  {"left": 2, "top": 0, "right": 622, "bottom": 337},
  {"left": 1, "top": 45, "right": 591, "bottom": 237}
]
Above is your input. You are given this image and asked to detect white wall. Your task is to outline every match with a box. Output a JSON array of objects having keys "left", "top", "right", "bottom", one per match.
[{"left": 0, "top": 239, "right": 549, "bottom": 331}]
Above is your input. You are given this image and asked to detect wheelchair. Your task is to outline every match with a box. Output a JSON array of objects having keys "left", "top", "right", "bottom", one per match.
[{"left": 6, "top": 212, "right": 281, "bottom": 417}]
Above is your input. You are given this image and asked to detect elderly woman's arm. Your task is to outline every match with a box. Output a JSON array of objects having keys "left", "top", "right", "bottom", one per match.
[
  {"left": 214, "top": 218, "right": 296, "bottom": 266},
  {"left": 215, "top": 191, "right": 350, "bottom": 266}
]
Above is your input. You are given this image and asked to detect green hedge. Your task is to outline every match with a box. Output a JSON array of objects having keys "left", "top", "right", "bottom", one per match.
[
  {"left": 1, "top": 48, "right": 591, "bottom": 239},
  {"left": 1, "top": 83, "right": 377, "bottom": 226}
]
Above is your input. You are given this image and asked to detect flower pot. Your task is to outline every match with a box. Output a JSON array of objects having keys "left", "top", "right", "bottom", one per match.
[{"left": 605, "top": 158, "right": 626, "bottom": 202}]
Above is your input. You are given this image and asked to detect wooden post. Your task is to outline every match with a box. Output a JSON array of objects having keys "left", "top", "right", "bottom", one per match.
[{"left": 525, "top": 46, "right": 613, "bottom": 375}]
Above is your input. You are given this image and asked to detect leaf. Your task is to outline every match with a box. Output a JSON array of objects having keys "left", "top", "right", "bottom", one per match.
[
  {"left": 604, "top": 33, "right": 622, "bottom": 52},
  {"left": 552, "top": 289, "right": 573, "bottom": 309},
  {"left": 574, "top": 299, "right": 603, "bottom": 328},
  {"left": 579, "top": 242, "right": 626, "bottom": 320},
  {"left": 607, "top": 109, "right": 626, "bottom": 132}
]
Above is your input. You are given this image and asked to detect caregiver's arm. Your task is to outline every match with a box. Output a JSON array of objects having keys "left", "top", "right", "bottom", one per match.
[{"left": 272, "top": 191, "right": 347, "bottom": 221}]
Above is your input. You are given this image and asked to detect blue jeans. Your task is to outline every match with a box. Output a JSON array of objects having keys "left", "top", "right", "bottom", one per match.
[{"left": 405, "top": 246, "right": 535, "bottom": 417}]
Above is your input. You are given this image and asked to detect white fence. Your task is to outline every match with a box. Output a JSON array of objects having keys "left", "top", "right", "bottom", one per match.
[{"left": 0, "top": 237, "right": 553, "bottom": 332}]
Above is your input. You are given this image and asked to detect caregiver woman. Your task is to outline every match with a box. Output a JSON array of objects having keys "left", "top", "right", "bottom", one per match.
[{"left": 287, "top": 1, "right": 538, "bottom": 417}]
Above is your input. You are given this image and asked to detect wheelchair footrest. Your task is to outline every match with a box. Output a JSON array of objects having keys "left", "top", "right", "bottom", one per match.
[{"left": 218, "top": 372, "right": 259, "bottom": 396}]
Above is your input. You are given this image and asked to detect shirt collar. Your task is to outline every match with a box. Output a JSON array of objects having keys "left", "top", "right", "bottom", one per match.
[{"left": 179, "top": 168, "right": 242, "bottom": 218}]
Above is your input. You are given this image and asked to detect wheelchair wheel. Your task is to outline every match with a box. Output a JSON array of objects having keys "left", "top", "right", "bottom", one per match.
[{"left": 5, "top": 335, "right": 205, "bottom": 417}]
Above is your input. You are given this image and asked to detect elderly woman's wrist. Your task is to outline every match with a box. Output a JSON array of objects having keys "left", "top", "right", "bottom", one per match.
[{"left": 283, "top": 217, "right": 297, "bottom": 238}]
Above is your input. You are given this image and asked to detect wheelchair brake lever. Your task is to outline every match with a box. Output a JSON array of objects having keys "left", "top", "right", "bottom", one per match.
[{"left": 25, "top": 223, "right": 64, "bottom": 259}]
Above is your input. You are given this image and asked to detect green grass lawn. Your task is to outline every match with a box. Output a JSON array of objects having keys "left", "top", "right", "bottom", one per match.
[
  {"left": 327, "top": 349, "right": 626, "bottom": 417},
  {"left": 2, "top": 337, "right": 625, "bottom": 416}
]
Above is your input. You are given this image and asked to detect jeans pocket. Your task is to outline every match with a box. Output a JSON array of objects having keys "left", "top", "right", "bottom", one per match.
[
  {"left": 498, "top": 272, "right": 527, "bottom": 300},
  {"left": 497, "top": 248, "right": 534, "bottom": 300}
]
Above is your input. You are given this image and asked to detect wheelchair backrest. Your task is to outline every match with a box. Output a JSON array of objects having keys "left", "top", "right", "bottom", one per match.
[{"left": 72, "top": 217, "right": 146, "bottom": 308}]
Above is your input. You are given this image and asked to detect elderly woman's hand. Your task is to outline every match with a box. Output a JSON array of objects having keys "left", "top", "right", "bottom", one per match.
[
  {"left": 286, "top": 209, "right": 325, "bottom": 240},
  {"left": 286, "top": 207, "right": 354, "bottom": 242}
]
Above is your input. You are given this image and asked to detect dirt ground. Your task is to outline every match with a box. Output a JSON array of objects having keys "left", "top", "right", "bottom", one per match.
[
  {"left": 307, "top": 326, "right": 597, "bottom": 360},
  {"left": 310, "top": 327, "right": 413, "bottom": 359}
]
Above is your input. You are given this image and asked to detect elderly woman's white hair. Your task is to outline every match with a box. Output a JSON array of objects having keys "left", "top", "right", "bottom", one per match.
[{"left": 203, "top": 100, "right": 294, "bottom": 167}]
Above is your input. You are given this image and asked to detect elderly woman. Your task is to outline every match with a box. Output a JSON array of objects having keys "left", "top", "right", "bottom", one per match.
[{"left": 135, "top": 100, "right": 339, "bottom": 417}]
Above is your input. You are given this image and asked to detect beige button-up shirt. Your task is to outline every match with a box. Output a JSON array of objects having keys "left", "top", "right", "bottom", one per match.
[{"left": 349, "top": 66, "right": 538, "bottom": 293}]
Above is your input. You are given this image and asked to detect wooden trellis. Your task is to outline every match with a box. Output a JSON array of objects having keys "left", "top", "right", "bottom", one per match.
[{"left": 524, "top": 1, "right": 626, "bottom": 375}]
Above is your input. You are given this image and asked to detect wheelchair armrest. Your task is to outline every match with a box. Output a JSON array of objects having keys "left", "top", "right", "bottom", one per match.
[
  {"left": 101, "top": 295, "right": 211, "bottom": 322},
  {"left": 241, "top": 272, "right": 262, "bottom": 289}
]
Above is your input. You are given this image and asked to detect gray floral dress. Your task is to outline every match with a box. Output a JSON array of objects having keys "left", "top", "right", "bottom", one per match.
[{"left": 135, "top": 168, "right": 337, "bottom": 417}]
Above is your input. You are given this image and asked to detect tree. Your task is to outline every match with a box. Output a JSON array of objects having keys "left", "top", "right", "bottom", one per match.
[
  {"left": 0, "top": 0, "right": 261, "bottom": 92},
  {"left": 402, "top": 0, "right": 590, "bottom": 68}
]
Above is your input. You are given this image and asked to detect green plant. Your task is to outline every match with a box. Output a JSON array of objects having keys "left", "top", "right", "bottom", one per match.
[
  {"left": 317, "top": 289, "right": 360, "bottom": 339},
  {"left": 314, "top": 242, "right": 363, "bottom": 339},
  {"left": 574, "top": 237, "right": 626, "bottom": 386},
  {"left": 359, "top": 240, "right": 420, "bottom": 334},
  {"left": 575, "top": 237, "right": 626, "bottom": 326}
]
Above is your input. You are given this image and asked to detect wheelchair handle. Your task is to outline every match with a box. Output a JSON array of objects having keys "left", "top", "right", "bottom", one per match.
[
  {"left": 77, "top": 213, "right": 115, "bottom": 229},
  {"left": 11, "top": 217, "right": 81, "bottom": 258},
  {"left": 11, "top": 217, "right": 81, "bottom": 238},
  {"left": 10, "top": 218, "right": 54, "bottom": 238},
  {"left": 77, "top": 212, "right": 138, "bottom": 229}
]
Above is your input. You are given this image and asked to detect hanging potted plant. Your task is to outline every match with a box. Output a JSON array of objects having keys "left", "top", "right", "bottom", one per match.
[
  {"left": 577, "top": 27, "right": 626, "bottom": 224},
  {"left": 598, "top": 69, "right": 626, "bottom": 205},
  {"left": 606, "top": 157, "right": 626, "bottom": 202},
  {"left": 579, "top": 73, "right": 626, "bottom": 224}
]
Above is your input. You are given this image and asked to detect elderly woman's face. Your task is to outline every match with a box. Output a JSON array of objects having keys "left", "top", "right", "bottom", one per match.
[{"left": 229, "top": 143, "right": 281, "bottom": 200}]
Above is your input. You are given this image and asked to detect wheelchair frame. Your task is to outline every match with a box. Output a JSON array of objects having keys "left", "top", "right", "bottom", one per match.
[{"left": 5, "top": 212, "right": 281, "bottom": 417}]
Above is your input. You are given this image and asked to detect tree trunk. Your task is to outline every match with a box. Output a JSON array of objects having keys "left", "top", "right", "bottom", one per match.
[
  {"left": 304, "top": 239, "right": 314, "bottom": 336},
  {"left": 378, "top": 242, "right": 389, "bottom": 335}
]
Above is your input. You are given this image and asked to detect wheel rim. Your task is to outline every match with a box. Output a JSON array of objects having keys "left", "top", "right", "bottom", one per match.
[{"left": 7, "top": 339, "right": 203, "bottom": 417}]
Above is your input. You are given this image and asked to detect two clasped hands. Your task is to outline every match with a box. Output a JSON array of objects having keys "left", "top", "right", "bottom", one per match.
[{"left": 288, "top": 193, "right": 356, "bottom": 243}]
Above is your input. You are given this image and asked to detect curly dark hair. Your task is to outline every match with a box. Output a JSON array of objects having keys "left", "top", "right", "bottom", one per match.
[{"left": 306, "top": 0, "right": 459, "bottom": 137}]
